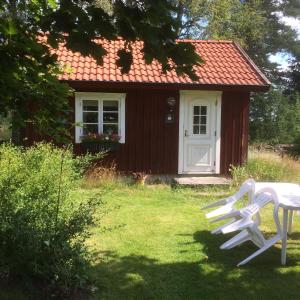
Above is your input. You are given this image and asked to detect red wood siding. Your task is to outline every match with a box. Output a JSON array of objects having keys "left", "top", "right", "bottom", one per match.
[
  {"left": 220, "top": 91, "right": 250, "bottom": 174},
  {"left": 117, "top": 90, "right": 179, "bottom": 173},
  {"left": 23, "top": 84, "right": 250, "bottom": 175},
  {"left": 73, "top": 89, "right": 180, "bottom": 174}
]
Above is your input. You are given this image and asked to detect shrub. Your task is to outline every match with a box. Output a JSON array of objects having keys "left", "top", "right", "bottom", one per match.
[
  {"left": 290, "top": 135, "right": 300, "bottom": 157},
  {"left": 0, "top": 143, "right": 102, "bottom": 297},
  {"left": 84, "top": 162, "right": 117, "bottom": 188},
  {"left": 83, "top": 162, "right": 132, "bottom": 189},
  {"left": 231, "top": 156, "right": 287, "bottom": 187}
]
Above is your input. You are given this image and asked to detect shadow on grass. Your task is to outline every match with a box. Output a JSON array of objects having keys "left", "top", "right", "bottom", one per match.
[{"left": 91, "top": 231, "right": 300, "bottom": 300}]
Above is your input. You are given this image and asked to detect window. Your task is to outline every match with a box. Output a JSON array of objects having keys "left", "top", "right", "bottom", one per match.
[
  {"left": 0, "top": 113, "right": 12, "bottom": 142},
  {"left": 102, "top": 100, "right": 119, "bottom": 135},
  {"left": 193, "top": 105, "right": 207, "bottom": 135},
  {"left": 82, "top": 100, "right": 99, "bottom": 135},
  {"left": 75, "top": 93, "right": 126, "bottom": 143}
]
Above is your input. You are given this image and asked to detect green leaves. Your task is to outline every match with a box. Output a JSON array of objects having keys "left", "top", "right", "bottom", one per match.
[
  {"left": 0, "top": 143, "right": 102, "bottom": 294},
  {"left": 1, "top": 17, "right": 17, "bottom": 36},
  {"left": 0, "top": 0, "right": 202, "bottom": 139},
  {"left": 111, "top": 0, "right": 203, "bottom": 77},
  {"left": 250, "top": 90, "right": 300, "bottom": 144},
  {"left": 116, "top": 49, "right": 133, "bottom": 74},
  {"left": 172, "top": 0, "right": 299, "bottom": 145}
]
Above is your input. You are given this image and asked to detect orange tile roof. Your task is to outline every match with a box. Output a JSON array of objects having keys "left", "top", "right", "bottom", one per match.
[{"left": 54, "top": 39, "right": 270, "bottom": 88}]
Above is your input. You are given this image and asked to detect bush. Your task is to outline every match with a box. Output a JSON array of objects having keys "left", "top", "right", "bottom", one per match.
[
  {"left": 290, "top": 135, "right": 300, "bottom": 157},
  {"left": 0, "top": 143, "right": 101, "bottom": 297},
  {"left": 230, "top": 156, "right": 287, "bottom": 187}
]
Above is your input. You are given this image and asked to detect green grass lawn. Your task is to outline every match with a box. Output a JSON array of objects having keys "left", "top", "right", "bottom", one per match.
[
  {"left": 1, "top": 183, "right": 300, "bottom": 300},
  {"left": 84, "top": 184, "right": 300, "bottom": 300}
]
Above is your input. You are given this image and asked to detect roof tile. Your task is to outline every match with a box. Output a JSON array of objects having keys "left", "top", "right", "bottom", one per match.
[{"left": 54, "top": 39, "right": 269, "bottom": 87}]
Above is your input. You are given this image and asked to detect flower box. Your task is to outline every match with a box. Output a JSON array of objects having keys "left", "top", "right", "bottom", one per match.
[
  {"left": 81, "top": 141, "right": 120, "bottom": 153},
  {"left": 81, "top": 133, "right": 121, "bottom": 154}
]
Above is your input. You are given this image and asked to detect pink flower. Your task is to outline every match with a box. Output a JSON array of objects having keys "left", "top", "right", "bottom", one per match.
[{"left": 81, "top": 132, "right": 121, "bottom": 143}]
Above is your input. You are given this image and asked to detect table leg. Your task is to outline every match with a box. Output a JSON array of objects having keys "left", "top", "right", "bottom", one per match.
[
  {"left": 281, "top": 209, "right": 289, "bottom": 265},
  {"left": 288, "top": 210, "right": 294, "bottom": 235}
]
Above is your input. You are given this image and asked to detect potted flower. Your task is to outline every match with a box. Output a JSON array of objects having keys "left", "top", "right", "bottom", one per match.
[
  {"left": 132, "top": 172, "right": 147, "bottom": 185},
  {"left": 81, "top": 133, "right": 121, "bottom": 153}
]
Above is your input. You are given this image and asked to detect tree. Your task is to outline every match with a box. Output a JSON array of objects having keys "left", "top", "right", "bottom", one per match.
[
  {"left": 174, "top": 0, "right": 299, "bottom": 78},
  {"left": 0, "top": 0, "right": 202, "bottom": 140},
  {"left": 250, "top": 89, "right": 300, "bottom": 144},
  {"left": 171, "top": 0, "right": 207, "bottom": 37},
  {"left": 173, "top": 0, "right": 300, "bottom": 144},
  {"left": 285, "top": 44, "right": 300, "bottom": 95}
]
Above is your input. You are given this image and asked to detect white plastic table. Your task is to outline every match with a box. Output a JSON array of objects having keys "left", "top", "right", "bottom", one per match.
[
  {"left": 278, "top": 194, "right": 300, "bottom": 265},
  {"left": 237, "top": 183, "right": 300, "bottom": 266},
  {"left": 204, "top": 181, "right": 300, "bottom": 266}
]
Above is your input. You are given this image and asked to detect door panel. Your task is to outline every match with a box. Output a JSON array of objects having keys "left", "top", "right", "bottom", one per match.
[{"left": 187, "top": 145, "right": 210, "bottom": 167}]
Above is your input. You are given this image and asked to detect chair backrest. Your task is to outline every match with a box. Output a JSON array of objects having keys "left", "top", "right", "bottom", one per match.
[
  {"left": 254, "top": 187, "right": 282, "bottom": 235},
  {"left": 241, "top": 192, "right": 273, "bottom": 216},
  {"left": 233, "top": 179, "right": 256, "bottom": 205}
]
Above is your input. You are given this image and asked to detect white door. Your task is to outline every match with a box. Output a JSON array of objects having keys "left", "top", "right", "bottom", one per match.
[{"left": 180, "top": 92, "right": 220, "bottom": 174}]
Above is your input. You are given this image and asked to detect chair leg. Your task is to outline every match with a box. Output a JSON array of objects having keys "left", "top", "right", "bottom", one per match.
[
  {"left": 237, "top": 235, "right": 281, "bottom": 266},
  {"left": 250, "top": 226, "right": 266, "bottom": 248},
  {"left": 211, "top": 219, "right": 236, "bottom": 234},
  {"left": 220, "top": 230, "right": 249, "bottom": 250},
  {"left": 281, "top": 209, "right": 289, "bottom": 265},
  {"left": 288, "top": 210, "right": 294, "bottom": 235}
]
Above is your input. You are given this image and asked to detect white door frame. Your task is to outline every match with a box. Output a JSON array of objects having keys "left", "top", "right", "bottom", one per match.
[{"left": 178, "top": 90, "right": 222, "bottom": 174}]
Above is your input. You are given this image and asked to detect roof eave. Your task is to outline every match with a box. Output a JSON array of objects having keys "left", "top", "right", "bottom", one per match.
[
  {"left": 61, "top": 79, "right": 270, "bottom": 92},
  {"left": 232, "top": 41, "right": 271, "bottom": 86}
]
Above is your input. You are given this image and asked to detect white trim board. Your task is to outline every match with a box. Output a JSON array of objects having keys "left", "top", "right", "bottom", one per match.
[{"left": 178, "top": 90, "right": 222, "bottom": 174}]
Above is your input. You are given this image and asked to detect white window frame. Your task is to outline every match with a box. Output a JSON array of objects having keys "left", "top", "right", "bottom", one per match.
[{"left": 75, "top": 92, "right": 126, "bottom": 143}]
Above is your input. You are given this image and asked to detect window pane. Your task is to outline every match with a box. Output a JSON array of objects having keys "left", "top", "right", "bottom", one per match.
[
  {"left": 200, "top": 125, "right": 206, "bottom": 134},
  {"left": 193, "top": 106, "right": 200, "bottom": 115},
  {"left": 83, "top": 100, "right": 98, "bottom": 111},
  {"left": 193, "top": 116, "right": 199, "bottom": 125},
  {"left": 201, "top": 116, "right": 206, "bottom": 125},
  {"left": 0, "top": 114, "right": 12, "bottom": 141},
  {"left": 193, "top": 125, "right": 199, "bottom": 134},
  {"left": 201, "top": 106, "right": 207, "bottom": 115},
  {"left": 103, "top": 124, "right": 118, "bottom": 135},
  {"left": 103, "top": 112, "right": 118, "bottom": 123},
  {"left": 103, "top": 100, "right": 118, "bottom": 111},
  {"left": 83, "top": 124, "right": 98, "bottom": 135},
  {"left": 83, "top": 112, "right": 98, "bottom": 123}
]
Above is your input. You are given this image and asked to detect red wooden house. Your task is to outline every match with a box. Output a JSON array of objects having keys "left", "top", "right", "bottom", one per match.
[{"left": 34, "top": 39, "right": 270, "bottom": 175}]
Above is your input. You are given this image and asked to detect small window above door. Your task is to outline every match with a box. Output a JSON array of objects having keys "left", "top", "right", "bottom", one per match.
[{"left": 193, "top": 105, "right": 207, "bottom": 135}]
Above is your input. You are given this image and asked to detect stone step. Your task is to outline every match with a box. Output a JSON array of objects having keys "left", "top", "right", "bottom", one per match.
[{"left": 173, "top": 176, "right": 231, "bottom": 186}]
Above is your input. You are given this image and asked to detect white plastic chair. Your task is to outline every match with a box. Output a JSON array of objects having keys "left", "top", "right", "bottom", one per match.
[
  {"left": 202, "top": 181, "right": 300, "bottom": 265},
  {"left": 230, "top": 186, "right": 300, "bottom": 266},
  {"left": 204, "top": 188, "right": 280, "bottom": 266},
  {"left": 253, "top": 186, "right": 300, "bottom": 265},
  {"left": 202, "top": 179, "right": 257, "bottom": 235},
  {"left": 237, "top": 187, "right": 283, "bottom": 266},
  {"left": 219, "top": 192, "right": 272, "bottom": 250},
  {"left": 203, "top": 181, "right": 300, "bottom": 236},
  {"left": 201, "top": 179, "right": 267, "bottom": 251}
]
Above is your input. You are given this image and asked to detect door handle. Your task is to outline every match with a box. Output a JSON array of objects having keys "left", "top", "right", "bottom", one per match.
[{"left": 185, "top": 130, "right": 189, "bottom": 137}]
